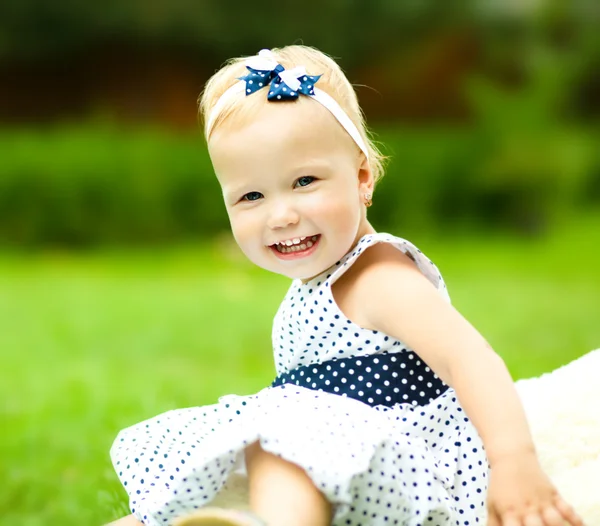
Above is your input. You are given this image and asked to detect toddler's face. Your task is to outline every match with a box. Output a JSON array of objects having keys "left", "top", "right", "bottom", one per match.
[{"left": 208, "top": 99, "right": 374, "bottom": 280}]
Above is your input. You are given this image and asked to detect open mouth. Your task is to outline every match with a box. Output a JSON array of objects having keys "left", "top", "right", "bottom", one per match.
[
  {"left": 269, "top": 234, "right": 321, "bottom": 258},
  {"left": 272, "top": 235, "right": 320, "bottom": 254}
]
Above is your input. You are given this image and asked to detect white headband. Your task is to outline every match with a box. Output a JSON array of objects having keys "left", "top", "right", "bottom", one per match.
[{"left": 205, "top": 49, "right": 369, "bottom": 159}]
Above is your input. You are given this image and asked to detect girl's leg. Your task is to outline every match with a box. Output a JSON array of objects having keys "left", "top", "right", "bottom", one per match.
[
  {"left": 244, "top": 441, "right": 332, "bottom": 526},
  {"left": 105, "top": 514, "right": 144, "bottom": 526},
  {"left": 108, "top": 442, "right": 333, "bottom": 526}
]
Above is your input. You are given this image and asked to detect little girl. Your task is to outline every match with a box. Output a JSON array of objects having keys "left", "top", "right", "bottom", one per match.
[{"left": 109, "top": 46, "right": 584, "bottom": 526}]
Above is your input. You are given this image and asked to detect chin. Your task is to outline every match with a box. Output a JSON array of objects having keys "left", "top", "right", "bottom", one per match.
[
  {"left": 277, "top": 268, "right": 312, "bottom": 280},
  {"left": 267, "top": 262, "right": 320, "bottom": 281}
]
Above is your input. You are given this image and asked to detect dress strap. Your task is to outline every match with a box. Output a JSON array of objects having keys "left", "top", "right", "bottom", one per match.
[{"left": 327, "top": 233, "right": 450, "bottom": 302}]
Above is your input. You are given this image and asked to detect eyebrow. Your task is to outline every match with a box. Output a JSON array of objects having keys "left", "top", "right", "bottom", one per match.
[
  {"left": 222, "top": 183, "right": 255, "bottom": 200},
  {"left": 292, "top": 159, "right": 333, "bottom": 172}
]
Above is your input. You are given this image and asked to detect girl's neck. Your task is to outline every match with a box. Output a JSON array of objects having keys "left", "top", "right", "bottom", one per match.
[{"left": 300, "top": 222, "right": 377, "bottom": 284}]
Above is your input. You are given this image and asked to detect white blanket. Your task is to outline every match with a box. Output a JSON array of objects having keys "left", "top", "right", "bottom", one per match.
[{"left": 516, "top": 349, "right": 600, "bottom": 523}]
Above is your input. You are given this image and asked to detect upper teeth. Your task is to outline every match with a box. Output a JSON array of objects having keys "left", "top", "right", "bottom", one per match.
[{"left": 279, "top": 236, "right": 308, "bottom": 247}]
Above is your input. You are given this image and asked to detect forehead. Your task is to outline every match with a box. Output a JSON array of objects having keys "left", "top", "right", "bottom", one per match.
[{"left": 208, "top": 97, "right": 357, "bottom": 179}]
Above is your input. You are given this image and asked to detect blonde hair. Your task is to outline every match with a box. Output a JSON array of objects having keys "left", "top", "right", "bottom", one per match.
[{"left": 198, "top": 45, "right": 387, "bottom": 183}]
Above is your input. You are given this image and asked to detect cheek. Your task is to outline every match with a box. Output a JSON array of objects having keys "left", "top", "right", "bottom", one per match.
[
  {"left": 308, "top": 186, "right": 360, "bottom": 222},
  {"left": 227, "top": 210, "right": 250, "bottom": 244},
  {"left": 227, "top": 209, "right": 262, "bottom": 254}
]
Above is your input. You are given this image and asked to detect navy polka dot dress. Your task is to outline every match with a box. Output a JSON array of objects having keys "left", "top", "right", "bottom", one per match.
[{"left": 111, "top": 233, "right": 489, "bottom": 525}]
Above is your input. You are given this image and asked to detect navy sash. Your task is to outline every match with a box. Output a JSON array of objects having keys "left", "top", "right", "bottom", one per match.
[{"left": 272, "top": 351, "right": 448, "bottom": 407}]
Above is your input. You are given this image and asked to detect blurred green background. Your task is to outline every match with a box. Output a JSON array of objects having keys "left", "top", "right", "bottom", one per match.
[{"left": 0, "top": 1, "right": 599, "bottom": 524}]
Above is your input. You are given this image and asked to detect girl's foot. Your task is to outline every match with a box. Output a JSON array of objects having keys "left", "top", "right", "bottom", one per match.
[{"left": 173, "top": 508, "right": 266, "bottom": 526}]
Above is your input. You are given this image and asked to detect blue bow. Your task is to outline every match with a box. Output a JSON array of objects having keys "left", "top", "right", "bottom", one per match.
[{"left": 240, "top": 63, "right": 321, "bottom": 101}]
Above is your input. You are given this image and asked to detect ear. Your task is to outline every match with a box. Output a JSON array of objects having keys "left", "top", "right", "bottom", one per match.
[{"left": 357, "top": 154, "right": 374, "bottom": 194}]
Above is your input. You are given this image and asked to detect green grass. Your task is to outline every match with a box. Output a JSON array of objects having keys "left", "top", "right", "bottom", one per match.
[{"left": 1, "top": 215, "right": 599, "bottom": 525}]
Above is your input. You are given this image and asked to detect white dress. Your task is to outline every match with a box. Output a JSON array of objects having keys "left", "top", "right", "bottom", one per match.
[{"left": 111, "top": 233, "right": 489, "bottom": 525}]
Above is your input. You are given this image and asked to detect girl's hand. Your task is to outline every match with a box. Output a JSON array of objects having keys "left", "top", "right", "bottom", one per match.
[{"left": 486, "top": 452, "right": 584, "bottom": 526}]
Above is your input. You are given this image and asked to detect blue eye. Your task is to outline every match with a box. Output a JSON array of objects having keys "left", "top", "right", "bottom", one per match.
[
  {"left": 242, "top": 191, "right": 263, "bottom": 202},
  {"left": 295, "top": 176, "right": 315, "bottom": 188}
]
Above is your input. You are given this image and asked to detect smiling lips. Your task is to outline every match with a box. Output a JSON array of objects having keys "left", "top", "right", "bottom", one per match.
[{"left": 271, "top": 235, "right": 320, "bottom": 254}]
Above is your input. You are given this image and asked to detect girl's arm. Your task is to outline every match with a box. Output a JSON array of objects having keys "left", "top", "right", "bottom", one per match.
[{"left": 334, "top": 243, "right": 583, "bottom": 525}]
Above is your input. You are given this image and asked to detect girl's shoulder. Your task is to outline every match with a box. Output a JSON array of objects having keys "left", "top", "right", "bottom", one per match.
[
  {"left": 320, "top": 232, "right": 451, "bottom": 332},
  {"left": 328, "top": 232, "right": 447, "bottom": 295}
]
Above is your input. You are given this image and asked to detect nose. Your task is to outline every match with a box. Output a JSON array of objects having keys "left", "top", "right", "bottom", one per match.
[{"left": 266, "top": 199, "right": 300, "bottom": 230}]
